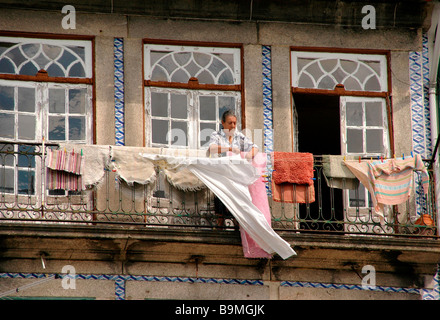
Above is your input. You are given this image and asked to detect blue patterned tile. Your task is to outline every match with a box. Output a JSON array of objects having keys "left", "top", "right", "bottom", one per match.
[{"left": 114, "top": 38, "right": 125, "bottom": 146}]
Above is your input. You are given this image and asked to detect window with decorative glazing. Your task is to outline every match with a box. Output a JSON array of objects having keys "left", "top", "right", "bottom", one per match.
[{"left": 144, "top": 43, "right": 242, "bottom": 150}]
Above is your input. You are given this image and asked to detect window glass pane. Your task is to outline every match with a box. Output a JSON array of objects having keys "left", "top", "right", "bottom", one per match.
[
  {"left": 171, "top": 69, "right": 189, "bottom": 83},
  {"left": 218, "top": 69, "right": 234, "bottom": 84},
  {"left": 18, "top": 114, "right": 36, "bottom": 140},
  {"left": 366, "top": 129, "right": 383, "bottom": 153},
  {"left": 158, "top": 55, "right": 178, "bottom": 74},
  {"left": 0, "top": 147, "right": 14, "bottom": 166},
  {"left": 151, "top": 119, "right": 168, "bottom": 144},
  {"left": 218, "top": 96, "right": 236, "bottom": 119},
  {"left": 347, "top": 129, "right": 363, "bottom": 153},
  {"left": 69, "top": 88, "right": 86, "bottom": 114},
  {"left": 200, "top": 123, "right": 216, "bottom": 148},
  {"left": 0, "top": 86, "right": 14, "bottom": 111},
  {"left": 0, "top": 168, "right": 14, "bottom": 193},
  {"left": 42, "top": 44, "right": 62, "bottom": 60},
  {"left": 318, "top": 75, "right": 336, "bottom": 90},
  {"left": 49, "top": 89, "right": 65, "bottom": 113},
  {"left": 365, "top": 76, "right": 381, "bottom": 91},
  {"left": 18, "top": 170, "right": 35, "bottom": 195},
  {"left": 200, "top": 96, "right": 216, "bottom": 121},
  {"left": 346, "top": 102, "right": 363, "bottom": 126},
  {"left": 174, "top": 52, "right": 191, "bottom": 66},
  {"left": 197, "top": 70, "right": 215, "bottom": 84},
  {"left": 194, "top": 52, "right": 211, "bottom": 67},
  {"left": 171, "top": 94, "right": 187, "bottom": 119},
  {"left": 365, "top": 101, "right": 382, "bottom": 126},
  {"left": 49, "top": 116, "right": 66, "bottom": 140},
  {"left": 0, "top": 113, "right": 15, "bottom": 138},
  {"left": 18, "top": 146, "right": 36, "bottom": 168},
  {"left": 319, "top": 59, "right": 338, "bottom": 72},
  {"left": 58, "top": 50, "right": 77, "bottom": 70},
  {"left": 151, "top": 92, "right": 168, "bottom": 117},
  {"left": 0, "top": 58, "right": 14, "bottom": 74},
  {"left": 216, "top": 53, "right": 234, "bottom": 69},
  {"left": 68, "top": 61, "right": 85, "bottom": 78},
  {"left": 19, "top": 61, "right": 38, "bottom": 76},
  {"left": 47, "top": 64, "right": 65, "bottom": 77},
  {"left": 69, "top": 116, "right": 85, "bottom": 140},
  {"left": 18, "top": 87, "right": 35, "bottom": 112},
  {"left": 349, "top": 184, "right": 366, "bottom": 207},
  {"left": 170, "top": 121, "right": 187, "bottom": 147},
  {"left": 208, "top": 58, "right": 227, "bottom": 77}
]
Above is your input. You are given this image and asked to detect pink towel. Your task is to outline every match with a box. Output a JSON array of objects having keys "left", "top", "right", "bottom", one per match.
[{"left": 239, "top": 152, "right": 272, "bottom": 258}]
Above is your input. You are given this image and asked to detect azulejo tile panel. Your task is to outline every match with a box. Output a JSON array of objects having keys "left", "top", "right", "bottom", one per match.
[{"left": 114, "top": 38, "right": 125, "bottom": 146}]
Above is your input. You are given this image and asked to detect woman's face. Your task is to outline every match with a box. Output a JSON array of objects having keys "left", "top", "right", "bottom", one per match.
[{"left": 222, "top": 115, "right": 237, "bottom": 136}]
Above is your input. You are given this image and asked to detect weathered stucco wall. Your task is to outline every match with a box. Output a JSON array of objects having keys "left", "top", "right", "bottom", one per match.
[{"left": 0, "top": 7, "right": 435, "bottom": 301}]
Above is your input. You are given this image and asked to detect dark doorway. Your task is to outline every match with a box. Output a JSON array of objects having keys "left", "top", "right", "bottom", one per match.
[{"left": 293, "top": 93, "right": 344, "bottom": 232}]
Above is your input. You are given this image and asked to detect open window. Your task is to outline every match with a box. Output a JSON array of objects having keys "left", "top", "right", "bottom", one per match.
[{"left": 291, "top": 49, "right": 392, "bottom": 231}]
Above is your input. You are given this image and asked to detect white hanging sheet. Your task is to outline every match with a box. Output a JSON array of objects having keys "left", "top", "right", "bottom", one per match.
[{"left": 141, "top": 153, "right": 296, "bottom": 260}]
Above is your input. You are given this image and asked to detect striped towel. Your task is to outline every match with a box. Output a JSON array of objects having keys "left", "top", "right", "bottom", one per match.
[
  {"left": 368, "top": 154, "right": 429, "bottom": 206},
  {"left": 46, "top": 148, "right": 85, "bottom": 191}
]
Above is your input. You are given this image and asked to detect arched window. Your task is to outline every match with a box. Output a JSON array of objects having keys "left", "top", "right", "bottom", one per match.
[
  {"left": 144, "top": 42, "right": 243, "bottom": 149},
  {"left": 0, "top": 35, "right": 93, "bottom": 197}
]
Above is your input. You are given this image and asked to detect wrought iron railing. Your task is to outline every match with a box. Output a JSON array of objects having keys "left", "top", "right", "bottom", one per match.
[{"left": 0, "top": 142, "right": 437, "bottom": 238}]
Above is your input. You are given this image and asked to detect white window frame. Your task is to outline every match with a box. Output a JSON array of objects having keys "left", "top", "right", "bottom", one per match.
[
  {"left": 144, "top": 44, "right": 241, "bottom": 85},
  {"left": 0, "top": 36, "right": 93, "bottom": 78},
  {"left": 291, "top": 51, "right": 388, "bottom": 92},
  {"left": 340, "top": 96, "right": 390, "bottom": 158},
  {"left": 145, "top": 87, "right": 241, "bottom": 150}
]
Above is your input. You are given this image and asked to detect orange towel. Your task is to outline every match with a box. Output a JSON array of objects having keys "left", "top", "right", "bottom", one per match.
[
  {"left": 272, "top": 182, "right": 315, "bottom": 203},
  {"left": 271, "top": 152, "right": 315, "bottom": 203}
]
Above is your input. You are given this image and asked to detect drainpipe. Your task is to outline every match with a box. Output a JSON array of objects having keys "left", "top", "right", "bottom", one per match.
[
  {"left": 428, "top": 3, "right": 440, "bottom": 235},
  {"left": 429, "top": 84, "right": 440, "bottom": 235}
]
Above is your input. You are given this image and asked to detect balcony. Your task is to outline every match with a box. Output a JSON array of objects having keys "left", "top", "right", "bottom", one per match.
[{"left": 0, "top": 141, "right": 437, "bottom": 239}]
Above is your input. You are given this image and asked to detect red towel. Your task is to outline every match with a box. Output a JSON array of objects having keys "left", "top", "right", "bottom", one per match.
[
  {"left": 271, "top": 152, "right": 315, "bottom": 203},
  {"left": 272, "top": 152, "right": 314, "bottom": 185}
]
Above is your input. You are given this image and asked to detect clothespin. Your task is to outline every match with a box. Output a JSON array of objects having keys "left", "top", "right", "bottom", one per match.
[
  {"left": 411, "top": 151, "right": 414, "bottom": 158},
  {"left": 402, "top": 153, "right": 404, "bottom": 160},
  {"left": 381, "top": 156, "right": 383, "bottom": 163},
  {"left": 343, "top": 156, "right": 346, "bottom": 161},
  {"left": 359, "top": 156, "right": 361, "bottom": 163},
  {"left": 81, "top": 149, "right": 83, "bottom": 156}
]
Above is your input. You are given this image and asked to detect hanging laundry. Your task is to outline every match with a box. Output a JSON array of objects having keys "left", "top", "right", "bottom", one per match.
[
  {"left": 322, "top": 155, "right": 359, "bottom": 190},
  {"left": 240, "top": 152, "right": 272, "bottom": 259},
  {"left": 46, "top": 148, "right": 85, "bottom": 191},
  {"left": 111, "top": 146, "right": 157, "bottom": 186},
  {"left": 141, "top": 152, "right": 296, "bottom": 260},
  {"left": 344, "top": 154, "right": 429, "bottom": 222},
  {"left": 59, "top": 143, "right": 111, "bottom": 188},
  {"left": 160, "top": 148, "right": 206, "bottom": 192},
  {"left": 368, "top": 154, "right": 429, "bottom": 206},
  {"left": 271, "top": 152, "right": 315, "bottom": 203}
]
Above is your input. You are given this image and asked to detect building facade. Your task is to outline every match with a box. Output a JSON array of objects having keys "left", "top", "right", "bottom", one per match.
[{"left": 0, "top": 0, "right": 439, "bottom": 300}]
